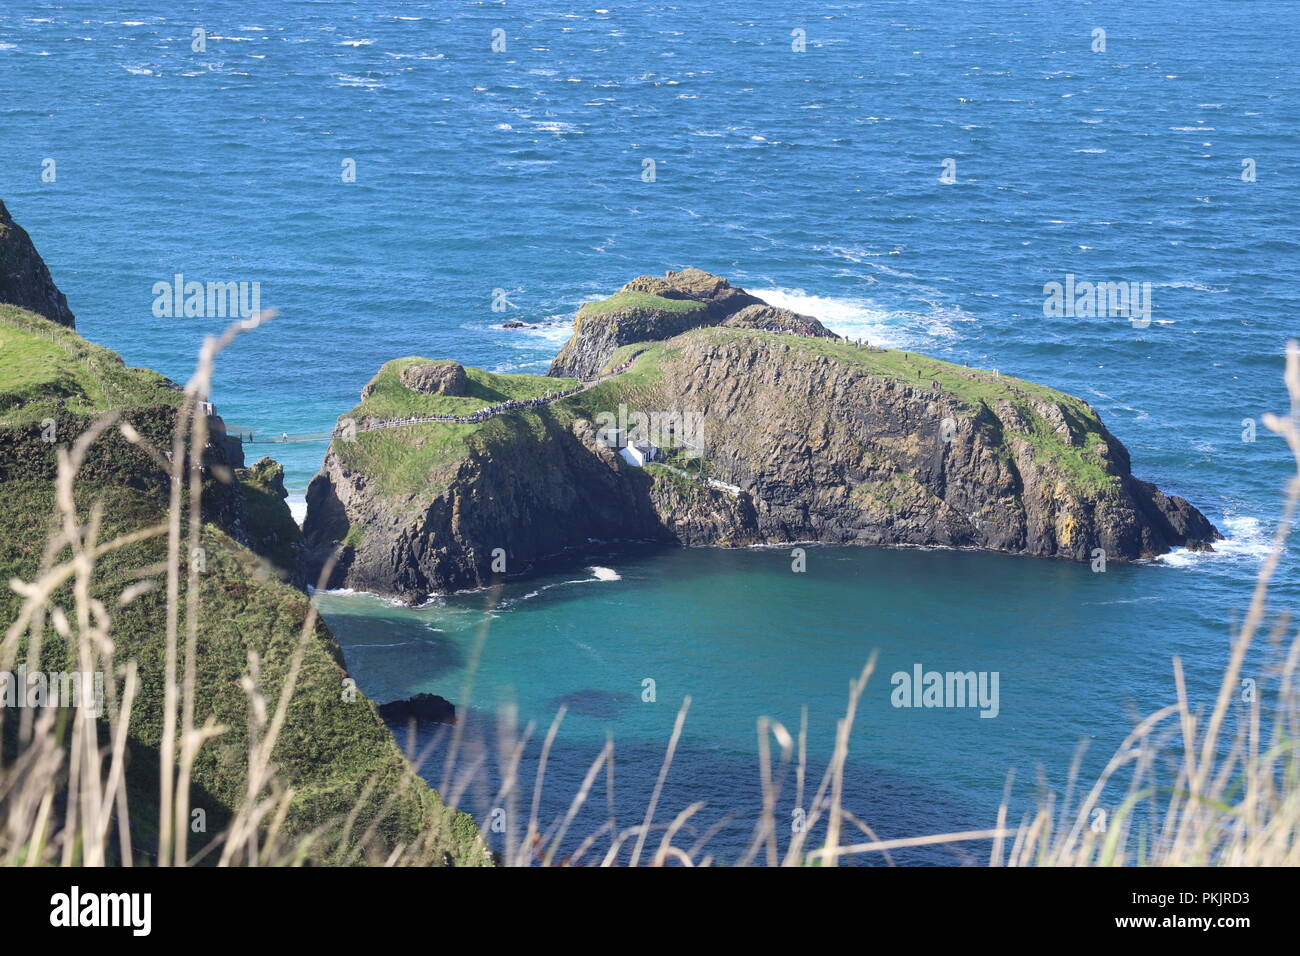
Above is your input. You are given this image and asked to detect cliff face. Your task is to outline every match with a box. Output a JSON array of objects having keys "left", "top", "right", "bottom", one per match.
[
  {"left": 0, "top": 199, "right": 75, "bottom": 328},
  {"left": 305, "top": 414, "right": 667, "bottom": 599},
  {"left": 617, "top": 333, "right": 1217, "bottom": 560},
  {"left": 548, "top": 268, "right": 835, "bottom": 380},
  {"left": 0, "top": 303, "right": 484, "bottom": 865},
  {"left": 305, "top": 320, "right": 1218, "bottom": 600}
]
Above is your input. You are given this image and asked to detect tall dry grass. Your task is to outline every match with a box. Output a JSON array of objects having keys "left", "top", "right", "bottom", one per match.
[{"left": 1, "top": 320, "right": 1297, "bottom": 866}]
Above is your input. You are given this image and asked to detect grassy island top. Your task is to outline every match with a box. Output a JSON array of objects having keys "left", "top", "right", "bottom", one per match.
[
  {"left": 0, "top": 304, "right": 182, "bottom": 427},
  {"left": 333, "top": 356, "right": 579, "bottom": 495},
  {"left": 576, "top": 290, "right": 707, "bottom": 318},
  {"left": 348, "top": 356, "right": 577, "bottom": 420},
  {"left": 597, "top": 326, "right": 1095, "bottom": 409}
]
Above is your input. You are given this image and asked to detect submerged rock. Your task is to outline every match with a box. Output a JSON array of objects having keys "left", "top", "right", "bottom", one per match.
[
  {"left": 550, "top": 689, "right": 631, "bottom": 720},
  {"left": 378, "top": 693, "right": 456, "bottom": 725}
]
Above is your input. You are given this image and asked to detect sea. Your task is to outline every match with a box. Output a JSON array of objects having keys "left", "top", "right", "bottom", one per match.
[{"left": 2, "top": 0, "right": 1297, "bottom": 863}]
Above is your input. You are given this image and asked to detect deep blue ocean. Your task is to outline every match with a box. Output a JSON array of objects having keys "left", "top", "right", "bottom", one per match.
[{"left": 3, "top": 0, "right": 1297, "bottom": 863}]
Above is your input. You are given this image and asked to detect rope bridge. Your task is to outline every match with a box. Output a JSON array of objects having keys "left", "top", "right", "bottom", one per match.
[{"left": 224, "top": 429, "right": 337, "bottom": 444}]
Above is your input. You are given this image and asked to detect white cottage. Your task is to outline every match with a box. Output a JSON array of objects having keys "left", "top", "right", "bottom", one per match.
[{"left": 619, "top": 439, "right": 660, "bottom": 467}]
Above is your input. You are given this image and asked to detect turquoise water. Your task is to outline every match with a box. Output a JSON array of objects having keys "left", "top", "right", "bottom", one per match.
[
  {"left": 3, "top": 0, "right": 1298, "bottom": 860},
  {"left": 316, "top": 536, "right": 1285, "bottom": 861}
]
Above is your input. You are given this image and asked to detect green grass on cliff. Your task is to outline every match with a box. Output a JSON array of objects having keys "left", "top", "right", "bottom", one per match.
[
  {"left": 0, "top": 304, "right": 182, "bottom": 426},
  {"left": 557, "top": 341, "right": 671, "bottom": 416},
  {"left": 236, "top": 461, "right": 304, "bottom": 579},
  {"left": 576, "top": 290, "right": 705, "bottom": 318},
  {"left": 352, "top": 356, "right": 577, "bottom": 419},
  {"left": 332, "top": 357, "right": 578, "bottom": 498},
  {"left": 0, "top": 482, "right": 483, "bottom": 863},
  {"left": 0, "top": 308, "right": 485, "bottom": 865}
]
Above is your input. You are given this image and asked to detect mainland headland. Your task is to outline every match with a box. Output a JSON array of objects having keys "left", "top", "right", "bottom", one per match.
[
  {"left": 302, "top": 268, "right": 1221, "bottom": 604},
  {"left": 0, "top": 199, "right": 485, "bottom": 865}
]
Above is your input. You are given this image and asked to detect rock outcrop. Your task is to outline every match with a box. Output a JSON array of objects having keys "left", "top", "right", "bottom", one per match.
[
  {"left": 227, "top": 456, "right": 307, "bottom": 585},
  {"left": 305, "top": 283, "right": 1220, "bottom": 598},
  {"left": 622, "top": 267, "right": 765, "bottom": 318},
  {"left": 722, "top": 303, "right": 837, "bottom": 338},
  {"left": 400, "top": 360, "right": 469, "bottom": 396},
  {"left": 0, "top": 198, "right": 75, "bottom": 328},
  {"left": 549, "top": 268, "right": 767, "bottom": 380}
]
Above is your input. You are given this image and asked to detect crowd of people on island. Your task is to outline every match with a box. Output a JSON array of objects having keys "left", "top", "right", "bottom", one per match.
[{"left": 341, "top": 358, "right": 637, "bottom": 437}]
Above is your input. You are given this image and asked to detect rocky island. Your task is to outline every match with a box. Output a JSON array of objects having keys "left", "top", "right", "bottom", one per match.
[{"left": 303, "top": 269, "right": 1220, "bottom": 602}]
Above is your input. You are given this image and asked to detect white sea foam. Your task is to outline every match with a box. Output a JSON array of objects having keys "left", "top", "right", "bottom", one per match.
[
  {"left": 1154, "top": 280, "right": 1227, "bottom": 293},
  {"left": 748, "top": 287, "right": 965, "bottom": 349},
  {"left": 511, "top": 315, "right": 575, "bottom": 346},
  {"left": 519, "top": 566, "right": 622, "bottom": 601},
  {"left": 287, "top": 494, "right": 307, "bottom": 527},
  {"left": 335, "top": 73, "right": 383, "bottom": 88},
  {"left": 533, "top": 120, "right": 582, "bottom": 134},
  {"left": 314, "top": 587, "right": 410, "bottom": 608},
  {"left": 1084, "top": 388, "right": 1149, "bottom": 420},
  {"left": 1082, "top": 595, "right": 1163, "bottom": 607},
  {"left": 1155, "top": 515, "right": 1271, "bottom": 568}
]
